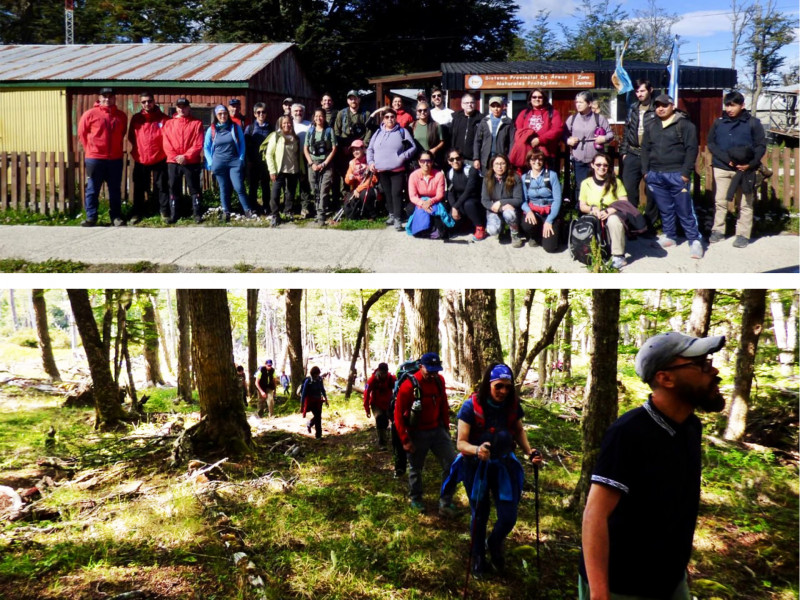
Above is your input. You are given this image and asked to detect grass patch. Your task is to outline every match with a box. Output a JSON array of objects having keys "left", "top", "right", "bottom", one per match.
[
  {"left": 331, "top": 218, "right": 387, "bottom": 231},
  {"left": 0, "top": 258, "right": 89, "bottom": 273}
]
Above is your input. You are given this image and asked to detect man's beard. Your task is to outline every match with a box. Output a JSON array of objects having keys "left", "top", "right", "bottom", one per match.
[{"left": 677, "top": 376, "right": 725, "bottom": 412}]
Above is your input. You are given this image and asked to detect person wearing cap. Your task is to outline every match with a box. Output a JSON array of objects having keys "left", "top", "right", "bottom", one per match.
[
  {"left": 275, "top": 97, "right": 293, "bottom": 131},
  {"left": 394, "top": 352, "right": 457, "bottom": 515},
  {"left": 244, "top": 102, "right": 272, "bottom": 215},
  {"left": 640, "top": 94, "right": 702, "bottom": 259},
  {"left": 254, "top": 358, "right": 277, "bottom": 418},
  {"left": 344, "top": 138, "right": 379, "bottom": 212},
  {"left": 580, "top": 331, "right": 726, "bottom": 600},
  {"left": 565, "top": 91, "right": 614, "bottom": 202},
  {"left": 227, "top": 98, "right": 248, "bottom": 130},
  {"left": 450, "top": 93, "right": 484, "bottom": 165},
  {"left": 444, "top": 362, "right": 542, "bottom": 578},
  {"left": 127, "top": 91, "right": 169, "bottom": 224},
  {"left": 162, "top": 98, "right": 205, "bottom": 224},
  {"left": 77, "top": 88, "right": 128, "bottom": 227},
  {"left": 364, "top": 362, "right": 396, "bottom": 449},
  {"left": 473, "top": 96, "right": 515, "bottom": 175}
]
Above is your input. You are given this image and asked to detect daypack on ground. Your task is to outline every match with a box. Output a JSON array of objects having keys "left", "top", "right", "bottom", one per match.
[{"left": 569, "top": 214, "right": 609, "bottom": 265}]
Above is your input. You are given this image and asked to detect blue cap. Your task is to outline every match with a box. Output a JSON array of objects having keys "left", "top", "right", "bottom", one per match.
[
  {"left": 419, "top": 352, "right": 442, "bottom": 372},
  {"left": 266, "top": 359, "right": 273, "bottom": 366},
  {"left": 489, "top": 364, "right": 513, "bottom": 382}
]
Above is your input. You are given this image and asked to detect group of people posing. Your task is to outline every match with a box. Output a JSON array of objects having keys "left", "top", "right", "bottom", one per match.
[{"left": 78, "top": 82, "right": 765, "bottom": 265}]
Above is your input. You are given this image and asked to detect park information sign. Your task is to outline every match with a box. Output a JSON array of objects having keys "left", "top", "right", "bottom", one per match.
[{"left": 465, "top": 73, "right": 595, "bottom": 89}]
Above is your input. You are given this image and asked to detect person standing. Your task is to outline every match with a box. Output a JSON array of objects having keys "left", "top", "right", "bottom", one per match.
[
  {"left": 280, "top": 370, "right": 290, "bottom": 395},
  {"left": 77, "top": 87, "right": 128, "bottom": 227},
  {"left": 301, "top": 366, "right": 329, "bottom": 439},
  {"left": 641, "top": 94, "right": 703, "bottom": 258},
  {"left": 473, "top": 96, "right": 515, "bottom": 175},
  {"left": 291, "top": 104, "right": 314, "bottom": 217},
  {"left": 393, "top": 352, "right": 457, "bottom": 515},
  {"left": 254, "top": 359, "right": 277, "bottom": 418},
  {"left": 364, "top": 362, "right": 396, "bottom": 449},
  {"left": 127, "top": 92, "right": 169, "bottom": 224},
  {"left": 565, "top": 91, "right": 614, "bottom": 200},
  {"left": 410, "top": 101, "right": 445, "bottom": 167},
  {"left": 620, "top": 80, "right": 658, "bottom": 233},
  {"left": 275, "top": 97, "right": 293, "bottom": 131},
  {"left": 304, "top": 107, "right": 337, "bottom": 224},
  {"left": 450, "top": 93, "right": 484, "bottom": 165},
  {"left": 244, "top": 102, "right": 272, "bottom": 215},
  {"left": 161, "top": 98, "right": 204, "bottom": 224},
  {"left": 429, "top": 87, "right": 454, "bottom": 128},
  {"left": 265, "top": 115, "right": 304, "bottom": 226},
  {"left": 227, "top": 98, "right": 249, "bottom": 130},
  {"left": 580, "top": 331, "right": 726, "bottom": 600},
  {"left": 510, "top": 89, "right": 563, "bottom": 171},
  {"left": 707, "top": 91, "right": 767, "bottom": 249}
]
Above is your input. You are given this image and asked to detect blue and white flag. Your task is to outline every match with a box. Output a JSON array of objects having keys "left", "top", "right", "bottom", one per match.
[
  {"left": 611, "top": 42, "right": 633, "bottom": 95},
  {"left": 667, "top": 36, "right": 679, "bottom": 104}
]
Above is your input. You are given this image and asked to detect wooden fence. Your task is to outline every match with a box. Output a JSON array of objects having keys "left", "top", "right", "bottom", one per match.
[{"left": 1, "top": 147, "right": 798, "bottom": 214}]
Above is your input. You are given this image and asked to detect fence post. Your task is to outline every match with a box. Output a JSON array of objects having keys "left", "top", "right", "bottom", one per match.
[
  {"left": 48, "top": 152, "right": 56, "bottom": 214},
  {"left": 0, "top": 152, "right": 6, "bottom": 211},
  {"left": 11, "top": 152, "right": 18, "bottom": 210}
]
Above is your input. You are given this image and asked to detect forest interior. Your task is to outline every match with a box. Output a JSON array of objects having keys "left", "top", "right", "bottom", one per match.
[{"left": 0, "top": 288, "right": 797, "bottom": 600}]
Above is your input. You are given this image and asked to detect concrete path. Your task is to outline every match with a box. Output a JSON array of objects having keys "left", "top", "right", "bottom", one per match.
[{"left": 0, "top": 224, "right": 797, "bottom": 273}]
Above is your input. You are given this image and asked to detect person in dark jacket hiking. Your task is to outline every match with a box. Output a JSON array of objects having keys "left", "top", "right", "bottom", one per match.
[
  {"left": 254, "top": 359, "right": 277, "bottom": 418},
  {"left": 579, "top": 331, "right": 726, "bottom": 600},
  {"left": 394, "top": 352, "right": 457, "bottom": 515},
  {"left": 444, "top": 362, "right": 541, "bottom": 579},
  {"left": 707, "top": 91, "right": 767, "bottom": 249},
  {"left": 301, "top": 366, "right": 328, "bottom": 439},
  {"left": 363, "top": 362, "right": 396, "bottom": 448}
]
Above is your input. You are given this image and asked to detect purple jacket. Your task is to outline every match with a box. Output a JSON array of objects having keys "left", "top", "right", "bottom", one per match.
[{"left": 367, "top": 124, "right": 416, "bottom": 171}]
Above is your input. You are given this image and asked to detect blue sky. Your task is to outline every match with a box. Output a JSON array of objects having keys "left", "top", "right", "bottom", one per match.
[{"left": 516, "top": 0, "right": 800, "bottom": 83}]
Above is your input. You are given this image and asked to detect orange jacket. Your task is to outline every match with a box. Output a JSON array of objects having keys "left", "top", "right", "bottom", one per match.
[
  {"left": 128, "top": 108, "right": 169, "bottom": 165},
  {"left": 78, "top": 105, "right": 128, "bottom": 160},
  {"left": 345, "top": 157, "right": 378, "bottom": 193},
  {"left": 162, "top": 114, "right": 204, "bottom": 164}
]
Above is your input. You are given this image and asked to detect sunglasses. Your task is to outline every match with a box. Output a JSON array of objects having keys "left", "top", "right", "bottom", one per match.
[
  {"left": 529, "top": 157, "right": 544, "bottom": 163},
  {"left": 419, "top": 159, "right": 432, "bottom": 164},
  {"left": 531, "top": 95, "right": 544, "bottom": 100},
  {"left": 491, "top": 382, "right": 513, "bottom": 391},
  {"left": 432, "top": 94, "right": 442, "bottom": 98},
  {"left": 255, "top": 110, "right": 266, "bottom": 114},
  {"left": 660, "top": 357, "right": 714, "bottom": 374},
  {"left": 594, "top": 163, "right": 609, "bottom": 169},
  {"left": 384, "top": 115, "right": 396, "bottom": 120},
  {"left": 448, "top": 157, "right": 462, "bottom": 162},
  {"left": 417, "top": 109, "right": 429, "bottom": 113}
]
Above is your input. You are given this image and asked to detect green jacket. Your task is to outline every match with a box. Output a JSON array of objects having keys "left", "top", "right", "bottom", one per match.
[{"left": 261, "top": 131, "right": 306, "bottom": 176}]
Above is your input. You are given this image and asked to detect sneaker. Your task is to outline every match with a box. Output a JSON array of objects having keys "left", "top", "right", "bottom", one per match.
[
  {"left": 112, "top": 218, "right": 125, "bottom": 227},
  {"left": 528, "top": 238, "right": 540, "bottom": 248},
  {"left": 689, "top": 240, "right": 704, "bottom": 259},
  {"left": 610, "top": 255, "right": 627, "bottom": 270},
  {"left": 709, "top": 231, "right": 725, "bottom": 243},
  {"left": 384, "top": 215, "right": 395, "bottom": 226},
  {"left": 270, "top": 215, "right": 280, "bottom": 227},
  {"left": 301, "top": 209, "right": 310, "bottom": 219},
  {"left": 410, "top": 500, "right": 425, "bottom": 513},
  {"left": 81, "top": 219, "right": 97, "bottom": 228},
  {"left": 429, "top": 229, "right": 441, "bottom": 240},
  {"left": 394, "top": 222, "right": 404, "bottom": 232},
  {"left": 223, "top": 213, "right": 231, "bottom": 223},
  {"left": 472, "top": 226, "right": 487, "bottom": 241},
  {"left": 732, "top": 235, "right": 749, "bottom": 248},
  {"left": 658, "top": 236, "right": 676, "bottom": 248},
  {"left": 438, "top": 502, "right": 458, "bottom": 518},
  {"left": 244, "top": 210, "right": 257, "bottom": 219},
  {"left": 511, "top": 236, "right": 524, "bottom": 249},
  {"left": 128, "top": 214, "right": 142, "bottom": 225},
  {"left": 306, "top": 421, "right": 312, "bottom": 434}
]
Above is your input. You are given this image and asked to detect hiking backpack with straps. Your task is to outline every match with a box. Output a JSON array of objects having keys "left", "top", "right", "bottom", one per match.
[
  {"left": 389, "top": 359, "right": 444, "bottom": 427},
  {"left": 569, "top": 214, "right": 609, "bottom": 265},
  {"left": 469, "top": 392, "right": 519, "bottom": 435}
]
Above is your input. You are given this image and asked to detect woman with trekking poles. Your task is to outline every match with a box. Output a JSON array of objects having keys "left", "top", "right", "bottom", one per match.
[{"left": 444, "top": 362, "right": 543, "bottom": 579}]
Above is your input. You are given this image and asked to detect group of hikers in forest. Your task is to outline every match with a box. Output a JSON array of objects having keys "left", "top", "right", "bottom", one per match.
[
  {"left": 237, "top": 329, "right": 730, "bottom": 598},
  {"left": 78, "top": 81, "right": 765, "bottom": 269}
]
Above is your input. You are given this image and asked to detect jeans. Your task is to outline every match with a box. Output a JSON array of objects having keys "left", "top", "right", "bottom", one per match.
[
  {"left": 486, "top": 208, "right": 520, "bottom": 236},
  {"left": 621, "top": 152, "right": 659, "bottom": 229},
  {"left": 407, "top": 427, "right": 456, "bottom": 504},
  {"left": 646, "top": 171, "right": 701, "bottom": 242},
  {"left": 132, "top": 160, "right": 169, "bottom": 216},
  {"left": 84, "top": 158, "right": 123, "bottom": 221},
  {"left": 572, "top": 159, "right": 592, "bottom": 202},
  {"left": 212, "top": 159, "right": 251, "bottom": 214}
]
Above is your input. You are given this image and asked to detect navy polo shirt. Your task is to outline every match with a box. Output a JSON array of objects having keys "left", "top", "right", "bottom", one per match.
[
  {"left": 579, "top": 397, "right": 702, "bottom": 599},
  {"left": 457, "top": 396, "right": 524, "bottom": 458}
]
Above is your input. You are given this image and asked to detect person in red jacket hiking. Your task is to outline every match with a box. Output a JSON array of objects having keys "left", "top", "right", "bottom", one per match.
[
  {"left": 127, "top": 92, "right": 169, "bottom": 224},
  {"left": 394, "top": 352, "right": 457, "bottom": 516},
  {"left": 364, "top": 362, "right": 396, "bottom": 449},
  {"left": 161, "top": 99, "right": 205, "bottom": 224},
  {"left": 77, "top": 88, "right": 128, "bottom": 227}
]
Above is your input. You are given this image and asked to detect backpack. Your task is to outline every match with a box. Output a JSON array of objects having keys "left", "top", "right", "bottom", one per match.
[
  {"left": 389, "top": 360, "right": 444, "bottom": 426},
  {"left": 470, "top": 392, "right": 518, "bottom": 435},
  {"left": 569, "top": 214, "right": 609, "bottom": 265},
  {"left": 342, "top": 186, "right": 381, "bottom": 220}
]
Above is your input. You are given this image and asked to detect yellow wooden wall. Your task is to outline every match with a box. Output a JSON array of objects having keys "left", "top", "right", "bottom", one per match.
[{"left": 0, "top": 89, "right": 68, "bottom": 153}]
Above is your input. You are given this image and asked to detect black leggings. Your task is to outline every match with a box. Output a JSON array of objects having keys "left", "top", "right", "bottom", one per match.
[
  {"left": 454, "top": 196, "right": 485, "bottom": 228},
  {"left": 379, "top": 170, "right": 406, "bottom": 221},
  {"left": 520, "top": 214, "right": 562, "bottom": 252}
]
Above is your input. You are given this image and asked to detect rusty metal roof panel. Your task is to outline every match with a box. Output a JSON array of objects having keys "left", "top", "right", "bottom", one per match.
[{"left": 0, "top": 43, "right": 294, "bottom": 83}]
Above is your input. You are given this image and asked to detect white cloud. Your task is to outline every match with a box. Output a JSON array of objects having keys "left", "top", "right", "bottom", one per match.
[
  {"left": 673, "top": 10, "right": 734, "bottom": 38},
  {"left": 517, "top": 0, "right": 577, "bottom": 23}
]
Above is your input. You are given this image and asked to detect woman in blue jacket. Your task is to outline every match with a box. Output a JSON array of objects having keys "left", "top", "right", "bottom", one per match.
[
  {"left": 204, "top": 104, "right": 256, "bottom": 221},
  {"left": 520, "top": 148, "right": 563, "bottom": 252}
]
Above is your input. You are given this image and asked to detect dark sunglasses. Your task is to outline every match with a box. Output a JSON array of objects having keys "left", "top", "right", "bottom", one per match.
[
  {"left": 431, "top": 93, "right": 442, "bottom": 98},
  {"left": 529, "top": 157, "right": 544, "bottom": 162},
  {"left": 491, "top": 382, "right": 513, "bottom": 391},
  {"left": 255, "top": 110, "right": 266, "bottom": 114},
  {"left": 448, "top": 156, "right": 462, "bottom": 162},
  {"left": 531, "top": 95, "right": 544, "bottom": 99},
  {"left": 419, "top": 159, "right": 432, "bottom": 164}
]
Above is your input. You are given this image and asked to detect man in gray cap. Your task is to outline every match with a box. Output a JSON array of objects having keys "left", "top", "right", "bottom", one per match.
[{"left": 579, "top": 331, "right": 725, "bottom": 600}]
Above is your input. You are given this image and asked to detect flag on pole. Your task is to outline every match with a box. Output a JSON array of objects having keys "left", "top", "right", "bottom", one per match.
[
  {"left": 667, "top": 36, "right": 679, "bottom": 104},
  {"left": 611, "top": 41, "right": 633, "bottom": 95}
]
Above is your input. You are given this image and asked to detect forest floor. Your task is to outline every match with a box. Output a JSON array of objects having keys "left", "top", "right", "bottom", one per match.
[{"left": 0, "top": 346, "right": 798, "bottom": 599}]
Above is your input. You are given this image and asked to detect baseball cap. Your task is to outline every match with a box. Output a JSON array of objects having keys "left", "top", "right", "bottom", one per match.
[
  {"left": 489, "top": 364, "right": 513, "bottom": 382},
  {"left": 377, "top": 362, "right": 389, "bottom": 372},
  {"left": 349, "top": 139, "right": 365, "bottom": 151},
  {"left": 228, "top": 98, "right": 241, "bottom": 105},
  {"left": 176, "top": 98, "right": 190, "bottom": 107},
  {"left": 266, "top": 359, "right": 273, "bottom": 366},
  {"left": 283, "top": 97, "right": 294, "bottom": 105},
  {"left": 419, "top": 352, "right": 443, "bottom": 372},
  {"left": 346, "top": 90, "right": 360, "bottom": 98},
  {"left": 99, "top": 87, "right": 114, "bottom": 95},
  {"left": 654, "top": 93, "right": 674, "bottom": 105},
  {"left": 635, "top": 332, "right": 726, "bottom": 383},
  {"left": 489, "top": 96, "right": 504, "bottom": 106}
]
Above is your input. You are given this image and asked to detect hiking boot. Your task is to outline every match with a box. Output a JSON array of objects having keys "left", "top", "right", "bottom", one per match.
[
  {"left": 689, "top": 240, "right": 704, "bottom": 259},
  {"left": 732, "top": 235, "right": 749, "bottom": 248},
  {"left": 410, "top": 500, "right": 425, "bottom": 513},
  {"left": 528, "top": 237, "right": 540, "bottom": 248},
  {"left": 306, "top": 420, "right": 313, "bottom": 434},
  {"left": 610, "top": 255, "right": 627, "bottom": 270},
  {"left": 385, "top": 215, "right": 395, "bottom": 226},
  {"left": 487, "top": 541, "right": 505, "bottom": 574},
  {"left": 270, "top": 215, "right": 280, "bottom": 227},
  {"left": 511, "top": 233, "right": 524, "bottom": 248},
  {"left": 709, "top": 231, "right": 725, "bottom": 243},
  {"left": 471, "top": 554, "right": 495, "bottom": 580},
  {"left": 128, "top": 214, "right": 142, "bottom": 225},
  {"left": 393, "top": 470, "right": 406, "bottom": 479},
  {"left": 112, "top": 218, "right": 125, "bottom": 227},
  {"left": 472, "top": 226, "right": 487, "bottom": 241},
  {"left": 81, "top": 219, "right": 97, "bottom": 228},
  {"left": 658, "top": 236, "right": 676, "bottom": 248},
  {"left": 438, "top": 502, "right": 458, "bottom": 518},
  {"left": 244, "top": 210, "right": 257, "bottom": 219},
  {"left": 191, "top": 195, "right": 203, "bottom": 223},
  {"left": 223, "top": 212, "right": 231, "bottom": 223},
  {"left": 394, "top": 222, "right": 404, "bottom": 232}
]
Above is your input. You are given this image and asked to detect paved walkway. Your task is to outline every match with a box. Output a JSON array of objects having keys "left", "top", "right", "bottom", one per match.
[{"left": 0, "top": 224, "right": 797, "bottom": 273}]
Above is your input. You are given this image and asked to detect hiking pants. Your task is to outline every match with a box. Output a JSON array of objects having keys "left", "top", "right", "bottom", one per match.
[
  {"left": 464, "top": 461, "right": 520, "bottom": 564},
  {"left": 712, "top": 167, "right": 754, "bottom": 239},
  {"left": 307, "top": 403, "right": 323, "bottom": 439},
  {"left": 621, "top": 152, "right": 659, "bottom": 229},
  {"left": 132, "top": 160, "right": 168, "bottom": 217},
  {"left": 407, "top": 427, "right": 457, "bottom": 505},
  {"left": 247, "top": 159, "right": 270, "bottom": 213},
  {"left": 258, "top": 390, "right": 275, "bottom": 418},
  {"left": 391, "top": 422, "right": 407, "bottom": 475},
  {"left": 646, "top": 171, "right": 701, "bottom": 242},
  {"left": 486, "top": 208, "right": 520, "bottom": 237},
  {"left": 84, "top": 158, "right": 123, "bottom": 221},
  {"left": 308, "top": 163, "right": 333, "bottom": 219},
  {"left": 373, "top": 407, "right": 390, "bottom": 446},
  {"left": 520, "top": 214, "right": 561, "bottom": 252},
  {"left": 269, "top": 173, "right": 298, "bottom": 217},
  {"left": 379, "top": 170, "right": 407, "bottom": 222}
]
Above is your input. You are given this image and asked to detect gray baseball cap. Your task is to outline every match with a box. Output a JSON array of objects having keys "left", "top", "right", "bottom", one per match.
[{"left": 635, "top": 332, "right": 725, "bottom": 382}]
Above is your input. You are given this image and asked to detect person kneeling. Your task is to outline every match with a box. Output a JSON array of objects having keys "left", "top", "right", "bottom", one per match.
[
  {"left": 481, "top": 154, "right": 524, "bottom": 248},
  {"left": 406, "top": 151, "right": 453, "bottom": 239},
  {"left": 520, "top": 149, "right": 563, "bottom": 252}
]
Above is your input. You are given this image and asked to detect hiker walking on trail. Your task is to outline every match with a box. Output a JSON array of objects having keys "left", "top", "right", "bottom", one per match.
[
  {"left": 280, "top": 370, "right": 290, "bottom": 396},
  {"left": 254, "top": 359, "right": 277, "bottom": 418},
  {"left": 393, "top": 352, "right": 457, "bottom": 516},
  {"left": 364, "top": 362, "right": 396, "bottom": 449},
  {"left": 444, "top": 363, "right": 542, "bottom": 579},
  {"left": 301, "top": 366, "right": 329, "bottom": 439},
  {"left": 579, "top": 331, "right": 726, "bottom": 600}
]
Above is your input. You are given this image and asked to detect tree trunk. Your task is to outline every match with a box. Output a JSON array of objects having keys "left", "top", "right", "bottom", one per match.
[
  {"left": 141, "top": 293, "right": 165, "bottom": 386},
  {"left": 770, "top": 291, "right": 797, "bottom": 377},
  {"left": 687, "top": 289, "right": 716, "bottom": 338},
  {"left": 517, "top": 290, "right": 570, "bottom": 388},
  {"left": 176, "top": 289, "right": 193, "bottom": 403},
  {"left": 512, "top": 289, "right": 535, "bottom": 377},
  {"left": 184, "top": 290, "right": 252, "bottom": 457},
  {"left": 572, "top": 289, "right": 621, "bottom": 512},
  {"left": 509, "top": 290, "right": 516, "bottom": 361},
  {"left": 404, "top": 289, "right": 440, "bottom": 359},
  {"left": 537, "top": 298, "right": 552, "bottom": 397},
  {"left": 443, "top": 290, "right": 463, "bottom": 381},
  {"left": 8, "top": 289, "right": 19, "bottom": 331},
  {"left": 563, "top": 307, "right": 573, "bottom": 378},
  {"left": 32, "top": 290, "right": 61, "bottom": 382},
  {"left": 66, "top": 289, "right": 128, "bottom": 430},
  {"left": 462, "top": 289, "right": 504, "bottom": 384},
  {"left": 102, "top": 289, "right": 114, "bottom": 358},
  {"left": 286, "top": 289, "right": 304, "bottom": 400},
  {"left": 345, "top": 290, "right": 390, "bottom": 399},
  {"left": 724, "top": 289, "right": 767, "bottom": 441},
  {"left": 398, "top": 306, "right": 406, "bottom": 364},
  {"left": 150, "top": 293, "right": 173, "bottom": 376},
  {"left": 247, "top": 289, "right": 259, "bottom": 399}
]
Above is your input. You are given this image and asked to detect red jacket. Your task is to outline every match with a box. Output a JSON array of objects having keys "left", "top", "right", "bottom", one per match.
[
  {"left": 78, "top": 105, "right": 128, "bottom": 160},
  {"left": 510, "top": 106, "right": 564, "bottom": 167},
  {"left": 394, "top": 370, "right": 449, "bottom": 445},
  {"left": 363, "top": 372, "right": 396, "bottom": 413},
  {"left": 162, "top": 114, "right": 204, "bottom": 164},
  {"left": 128, "top": 108, "right": 168, "bottom": 165}
]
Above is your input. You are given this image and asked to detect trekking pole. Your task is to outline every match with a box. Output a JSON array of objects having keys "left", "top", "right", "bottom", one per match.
[
  {"left": 531, "top": 449, "right": 541, "bottom": 574},
  {"left": 463, "top": 458, "right": 487, "bottom": 600}
]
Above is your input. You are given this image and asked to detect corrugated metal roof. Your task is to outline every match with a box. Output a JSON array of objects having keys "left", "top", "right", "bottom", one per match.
[{"left": 0, "top": 43, "right": 294, "bottom": 83}]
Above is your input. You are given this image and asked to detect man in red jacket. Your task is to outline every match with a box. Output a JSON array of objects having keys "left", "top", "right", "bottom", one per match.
[
  {"left": 394, "top": 352, "right": 457, "bottom": 516},
  {"left": 77, "top": 88, "right": 128, "bottom": 227},
  {"left": 127, "top": 92, "right": 169, "bottom": 224},
  {"left": 161, "top": 98, "right": 205, "bottom": 223},
  {"left": 364, "top": 362, "right": 396, "bottom": 449}
]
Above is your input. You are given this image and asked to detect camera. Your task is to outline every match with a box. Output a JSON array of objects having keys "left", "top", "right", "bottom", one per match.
[
  {"left": 349, "top": 122, "right": 366, "bottom": 138},
  {"left": 312, "top": 140, "right": 329, "bottom": 156}
]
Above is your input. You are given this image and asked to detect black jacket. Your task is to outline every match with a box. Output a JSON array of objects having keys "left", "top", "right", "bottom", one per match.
[
  {"left": 473, "top": 114, "right": 515, "bottom": 170},
  {"left": 450, "top": 110, "right": 484, "bottom": 160},
  {"left": 446, "top": 164, "right": 481, "bottom": 211},
  {"left": 641, "top": 112, "right": 698, "bottom": 178},
  {"left": 620, "top": 99, "right": 656, "bottom": 156},
  {"left": 707, "top": 110, "right": 766, "bottom": 171}
]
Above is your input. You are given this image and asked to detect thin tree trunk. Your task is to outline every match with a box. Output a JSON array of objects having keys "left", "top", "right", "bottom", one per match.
[
  {"left": 398, "top": 302, "right": 406, "bottom": 363},
  {"left": 8, "top": 290, "right": 19, "bottom": 331},
  {"left": 517, "top": 290, "right": 570, "bottom": 388},
  {"left": 384, "top": 294, "right": 403, "bottom": 363},
  {"left": 150, "top": 293, "right": 173, "bottom": 376},
  {"left": 563, "top": 307, "right": 573, "bottom": 378},
  {"left": 176, "top": 289, "right": 193, "bottom": 403},
  {"left": 443, "top": 290, "right": 462, "bottom": 381},
  {"left": 32, "top": 290, "right": 61, "bottom": 382},
  {"left": 538, "top": 298, "right": 552, "bottom": 397},
  {"left": 725, "top": 289, "right": 767, "bottom": 441},
  {"left": 247, "top": 289, "right": 259, "bottom": 399},
  {"left": 345, "top": 290, "right": 390, "bottom": 399},
  {"left": 102, "top": 289, "right": 114, "bottom": 358},
  {"left": 286, "top": 290, "right": 304, "bottom": 400},
  {"left": 687, "top": 289, "right": 716, "bottom": 338},
  {"left": 509, "top": 290, "right": 516, "bottom": 361},
  {"left": 512, "top": 289, "right": 535, "bottom": 377},
  {"left": 770, "top": 291, "right": 797, "bottom": 377},
  {"left": 571, "top": 289, "right": 621, "bottom": 512},
  {"left": 142, "top": 293, "right": 165, "bottom": 386}
]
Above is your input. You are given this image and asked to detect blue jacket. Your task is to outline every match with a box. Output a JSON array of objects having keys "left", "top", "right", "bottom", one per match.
[
  {"left": 707, "top": 110, "right": 766, "bottom": 171},
  {"left": 521, "top": 169, "right": 562, "bottom": 224},
  {"left": 203, "top": 122, "right": 245, "bottom": 169},
  {"left": 244, "top": 121, "right": 272, "bottom": 162}
]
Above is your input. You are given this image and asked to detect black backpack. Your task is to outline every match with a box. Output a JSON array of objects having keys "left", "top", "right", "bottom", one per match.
[
  {"left": 342, "top": 186, "right": 381, "bottom": 220},
  {"left": 569, "top": 214, "right": 609, "bottom": 265}
]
